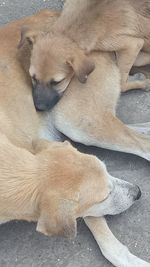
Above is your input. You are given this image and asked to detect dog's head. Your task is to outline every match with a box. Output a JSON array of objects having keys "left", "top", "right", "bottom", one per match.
[
  {"left": 33, "top": 139, "right": 141, "bottom": 239},
  {"left": 18, "top": 27, "right": 95, "bottom": 111}
]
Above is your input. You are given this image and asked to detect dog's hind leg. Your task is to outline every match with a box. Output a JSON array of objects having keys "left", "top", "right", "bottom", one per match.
[
  {"left": 84, "top": 217, "right": 150, "bottom": 267},
  {"left": 89, "top": 115, "right": 150, "bottom": 161},
  {"left": 134, "top": 52, "right": 150, "bottom": 67},
  {"left": 129, "top": 52, "right": 150, "bottom": 81},
  {"left": 115, "top": 37, "right": 144, "bottom": 92},
  {"left": 124, "top": 79, "right": 150, "bottom": 92},
  {"left": 55, "top": 113, "right": 150, "bottom": 161},
  {"left": 123, "top": 52, "right": 150, "bottom": 92}
]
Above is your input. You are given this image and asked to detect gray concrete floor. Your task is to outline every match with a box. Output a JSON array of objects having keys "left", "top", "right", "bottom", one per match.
[{"left": 0, "top": 1, "right": 150, "bottom": 266}]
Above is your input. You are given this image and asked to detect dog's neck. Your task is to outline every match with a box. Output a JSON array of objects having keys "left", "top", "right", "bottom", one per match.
[{"left": 0, "top": 140, "right": 49, "bottom": 222}]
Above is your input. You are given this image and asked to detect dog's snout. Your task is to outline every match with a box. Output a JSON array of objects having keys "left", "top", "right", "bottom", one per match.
[
  {"left": 133, "top": 186, "right": 142, "bottom": 201},
  {"left": 32, "top": 84, "right": 61, "bottom": 111}
]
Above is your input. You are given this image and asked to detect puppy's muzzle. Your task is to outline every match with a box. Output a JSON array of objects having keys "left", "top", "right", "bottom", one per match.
[{"left": 32, "top": 84, "right": 62, "bottom": 111}]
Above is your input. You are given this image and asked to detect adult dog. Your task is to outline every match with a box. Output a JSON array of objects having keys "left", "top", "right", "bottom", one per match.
[{"left": 0, "top": 9, "right": 150, "bottom": 267}]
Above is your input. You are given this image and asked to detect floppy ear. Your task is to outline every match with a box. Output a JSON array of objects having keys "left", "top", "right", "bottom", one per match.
[
  {"left": 18, "top": 26, "right": 39, "bottom": 49},
  {"left": 36, "top": 197, "right": 77, "bottom": 239},
  {"left": 67, "top": 54, "right": 95, "bottom": 83}
]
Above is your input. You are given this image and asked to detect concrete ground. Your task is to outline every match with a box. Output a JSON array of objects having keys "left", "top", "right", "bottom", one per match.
[{"left": 0, "top": 1, "right": 150, "bottom": 266}]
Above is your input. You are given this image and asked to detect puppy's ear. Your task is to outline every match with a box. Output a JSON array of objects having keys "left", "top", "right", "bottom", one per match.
[
  {"left": 18, "top": 26, "right": 39, "bottom": 49},
  {"left": 67, "top": 53, "right": 95, "bottom": 83},
  {"left": 37, "top": 197, "right": 77, "bottom": 239}
]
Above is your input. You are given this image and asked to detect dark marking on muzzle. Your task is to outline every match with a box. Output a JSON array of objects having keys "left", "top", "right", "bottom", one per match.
[{"left": 32, "top": 83, "right": 62, "bottom": 111}]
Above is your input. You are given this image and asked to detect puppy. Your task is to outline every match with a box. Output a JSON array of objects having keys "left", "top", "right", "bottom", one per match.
[
  {"left": 18, "top": 28, "right": 95, "bottom": 110},
  {"left": 19, "top": 0, "right": 150, "bottom": 107}
]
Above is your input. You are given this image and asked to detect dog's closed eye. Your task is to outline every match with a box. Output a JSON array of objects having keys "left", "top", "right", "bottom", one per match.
[{"left": 50, "top": 78, "right": 65, "bottom": 86}]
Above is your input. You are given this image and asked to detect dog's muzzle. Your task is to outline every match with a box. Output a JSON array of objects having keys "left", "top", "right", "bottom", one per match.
[{"left": 32, "top": 84, "right": 62, "bottom": 111}]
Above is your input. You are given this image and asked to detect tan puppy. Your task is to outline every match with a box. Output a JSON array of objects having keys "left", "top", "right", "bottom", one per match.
[
  {"left": 0, "top": 9, "right": 150, "bottom": 267},
  {"left": 19, "top": 0, "right": 150, "bottom": 106}
]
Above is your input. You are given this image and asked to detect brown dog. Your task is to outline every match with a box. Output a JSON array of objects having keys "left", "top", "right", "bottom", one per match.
[
  {"left": 0, "top": 9, "right": 150, "bottom": 267},
  {"left": 19, "top": 0, "right": 150, "bottom": 108}
]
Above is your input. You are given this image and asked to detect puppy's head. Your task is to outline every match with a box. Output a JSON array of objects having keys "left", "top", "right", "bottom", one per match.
[
  {"left": 33, "top": 139, "right": 109, "bottom": 239},
  {"left": 18, "top": 28, "right": 95, "bottom": 111}
]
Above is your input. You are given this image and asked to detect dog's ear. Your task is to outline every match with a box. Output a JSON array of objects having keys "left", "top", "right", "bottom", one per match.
[
  {"left": 18, "top": 26, "right": 39, "bottom": 49},
  {"left": 67, "top": 53, "right": 95, "bottom": 83},
  {"left": 36, "top": 196, "right": 77, "bottom": 239}
]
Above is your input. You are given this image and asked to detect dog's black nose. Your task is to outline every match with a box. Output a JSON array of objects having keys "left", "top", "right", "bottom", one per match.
[
  {"left": 32, "top": 85, "right": 61, "bottom": 111},
  {"left": 134, "top": 186, "right": 142, "bottom": 201}
]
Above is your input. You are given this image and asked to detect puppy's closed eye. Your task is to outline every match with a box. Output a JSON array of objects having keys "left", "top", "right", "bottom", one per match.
[{"left": 50, "top": 78, "right": 65, "bottom": 86}]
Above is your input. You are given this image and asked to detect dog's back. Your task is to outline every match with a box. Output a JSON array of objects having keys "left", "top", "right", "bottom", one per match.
[{"left": 55, "top": 0, "right": 150, "bottom": 51}]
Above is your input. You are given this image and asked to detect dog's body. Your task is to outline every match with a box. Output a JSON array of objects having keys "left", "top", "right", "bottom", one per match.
[
  {"left": 0, "top": 9, "right": 150, "bottom": 267},
  {"left": 46, "top": 0, "right": 150, "bottom": 92}
]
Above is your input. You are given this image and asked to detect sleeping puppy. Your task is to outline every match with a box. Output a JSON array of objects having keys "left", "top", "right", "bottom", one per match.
[
  {"left": 18, "top": 27, "right": 95, "bottom": 110},
  {"left": 19, "top": 0, "right": 150, "bottom": 109}
]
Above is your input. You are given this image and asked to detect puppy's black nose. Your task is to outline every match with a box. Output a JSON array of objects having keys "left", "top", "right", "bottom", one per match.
[
  {"left": 32, "top": 85, "right": 61, "bottom": 111},
  {"left": 134, "top": 186, "right": 142, "bottom": 201}
]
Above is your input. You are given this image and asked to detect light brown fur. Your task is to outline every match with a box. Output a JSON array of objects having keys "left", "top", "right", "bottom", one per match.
[
  {"left": 23, "top": 0, "right": 150, "bottom": 98},
  {"left": 0, "top": 10, "right": 110, "bottom": 238},
  {"left": 55, "top": 0, "right": 150, "bottom": 90},
  {"left": 0, "top": 9, "right": 150, "bottom": 267}
]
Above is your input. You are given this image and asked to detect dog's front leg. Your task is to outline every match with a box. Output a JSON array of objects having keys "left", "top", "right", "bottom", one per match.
[{"left": 84, "top": 217, "right": 150, "bottom": 267}]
